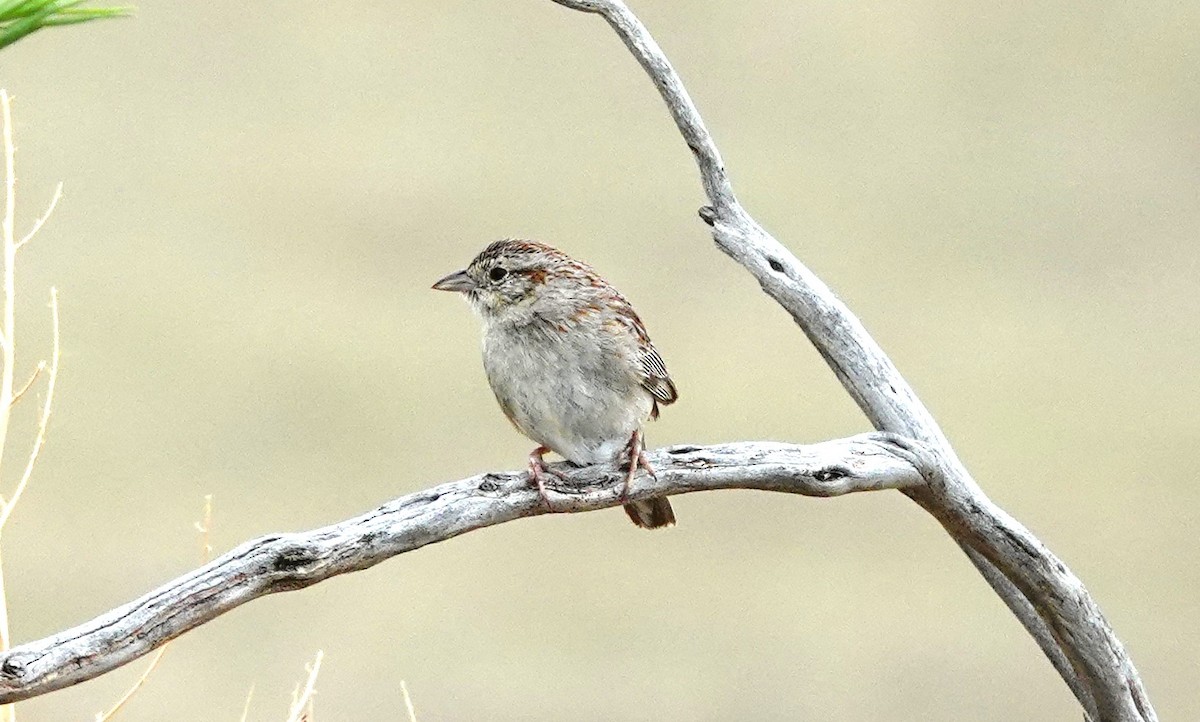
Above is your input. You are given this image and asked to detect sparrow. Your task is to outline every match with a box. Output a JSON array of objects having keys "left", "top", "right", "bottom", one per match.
[{"left": 433, "top": 239, "right": 678, "bottom": 528}]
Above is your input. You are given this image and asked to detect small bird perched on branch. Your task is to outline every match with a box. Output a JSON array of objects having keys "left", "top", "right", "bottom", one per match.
[{"left": 433, "top": 239, "right": 678, "bottom": 529}]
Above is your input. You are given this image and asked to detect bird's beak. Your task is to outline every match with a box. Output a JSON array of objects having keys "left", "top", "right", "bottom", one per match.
[{"left": 432, "top": 269, "right": 475, "bottom": 293}]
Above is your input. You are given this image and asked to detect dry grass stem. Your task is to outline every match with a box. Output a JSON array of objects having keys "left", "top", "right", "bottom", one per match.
[
  {"left": 8, "top": 362, "right": 43, "bottom": 409},
  {"left": 238, "top": 684, "right": 255, "bottom": 722},
  {"left": 0, "top": 90, "right": 18, "bottom": 467},
  {"left": 400, "top": 680, "right": 417, "bottom": 722},
  {"left": 194, "top": 494, "right": 213, "bottom": 563},
  {"left": 0, "top": 91, "right": 10, "bottom": 722},
  {"left": 15, "top": 182, "right": 62, "bottom": 251},
  {"left": 95, "top": 495, "right": 218, "bottom": 720},
  {"left": 285, "top": 651, "right": 323, "bottom": 722},
  {"left": 0, "top": 91, "right": 64, "bottom": 722},
  {"left": 92, "top": 648, "right": 167, "bottom": 722},
  {"left": 0, "top": 289, "right": 61, "bottom": 532}
]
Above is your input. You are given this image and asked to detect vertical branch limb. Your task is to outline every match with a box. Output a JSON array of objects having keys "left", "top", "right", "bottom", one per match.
[{"left": 546, "top": 2, "right": 1153, "bottom": 720}]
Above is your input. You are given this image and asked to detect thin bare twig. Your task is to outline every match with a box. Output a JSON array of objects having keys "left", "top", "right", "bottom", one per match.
[
  {"left": 0, "top": 289, "right": 60, "bottom": 532},
  {"left": 15, "top": 182, "right": 62, "bottom": 251},
  {"left": 0, "top": 94, "right": 65, "bottom": 722},
  {"left": 8, "top": 362, "right": 43, "bottom": 410}
]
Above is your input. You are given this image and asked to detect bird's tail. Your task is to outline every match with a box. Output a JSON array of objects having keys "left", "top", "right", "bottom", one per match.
[{"left": 623, "top": 497, "right": 676, "bottom": 529}]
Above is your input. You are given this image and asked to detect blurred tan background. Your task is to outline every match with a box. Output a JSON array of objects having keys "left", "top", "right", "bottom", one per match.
[{"left": 2, "top": 1, "right": 1198, "bottom": 719}]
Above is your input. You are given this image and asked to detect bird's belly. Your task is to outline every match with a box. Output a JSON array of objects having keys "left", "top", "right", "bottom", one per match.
[{"left": 482, "top": 327, "right": 652, "bottom": 465}]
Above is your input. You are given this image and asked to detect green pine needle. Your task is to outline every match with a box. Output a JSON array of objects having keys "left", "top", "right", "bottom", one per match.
[{"left": 0, "top": 0, "right": 131, "bottom": 51}]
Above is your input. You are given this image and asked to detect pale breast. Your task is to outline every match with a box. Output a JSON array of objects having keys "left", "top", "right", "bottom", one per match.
[{"left": 481, "top": 320, "right": 653, "bottom": 465}]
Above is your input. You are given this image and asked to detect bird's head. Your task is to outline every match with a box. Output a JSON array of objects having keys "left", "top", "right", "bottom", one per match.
[{"left": 433, "top": 239, "right": 592, "bottom": 324}]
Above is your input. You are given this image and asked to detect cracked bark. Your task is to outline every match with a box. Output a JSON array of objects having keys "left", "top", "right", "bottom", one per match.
[{"left": 0, "top": 436, "right": 921, "bottom": 703}]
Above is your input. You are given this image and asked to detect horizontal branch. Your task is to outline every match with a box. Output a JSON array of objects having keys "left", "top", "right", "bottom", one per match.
[{"left": 0, "top": 433, "right": 923, "bottom": 704}]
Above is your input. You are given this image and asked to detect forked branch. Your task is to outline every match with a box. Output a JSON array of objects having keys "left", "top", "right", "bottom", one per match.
[{"left": 548, "top": 1, "right": 1155, "bottom": 720}]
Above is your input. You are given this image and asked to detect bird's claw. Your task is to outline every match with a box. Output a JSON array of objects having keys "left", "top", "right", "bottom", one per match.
[
  {"left": 528, "top": 446, "right": 570, "bottom": 512},
  {"left": 620, "top": 430, "right": 658, "bottom": 503}
]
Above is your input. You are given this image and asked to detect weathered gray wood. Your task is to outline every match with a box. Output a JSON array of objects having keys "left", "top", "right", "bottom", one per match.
[
  {"left": 547, "top": 1, "right": 1155, "bottom": 719},
  {"left": 0, "top": 435, "right": 922, "bottom": 703}
]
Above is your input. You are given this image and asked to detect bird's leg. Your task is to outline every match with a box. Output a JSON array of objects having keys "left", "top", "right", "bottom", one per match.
[
  {"left": 621, "top": 429, "right": 656, "bottom": 502},
  {"left": 527, "top": 446, "right": 570, "bottom": 512}
]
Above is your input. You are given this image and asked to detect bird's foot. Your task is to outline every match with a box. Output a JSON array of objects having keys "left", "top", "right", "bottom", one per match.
[
  {"left": 528, "top": 446, "right": 570, "bottom": 512},
  {"left": 620, "top": 429, "right": 656, "bottom": 502}
]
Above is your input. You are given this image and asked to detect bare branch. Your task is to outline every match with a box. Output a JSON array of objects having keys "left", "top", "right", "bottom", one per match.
[
  {"left": 548, "top": 1, "right": 1154, "bottom": 720},
  {"left": 0, "top": 434, "right": 921, "bottom": 703}
]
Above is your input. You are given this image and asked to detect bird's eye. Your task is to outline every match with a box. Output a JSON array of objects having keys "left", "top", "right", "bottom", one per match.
[{"left": 488, "top": 266, "right": 508, "bottom": 282}]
